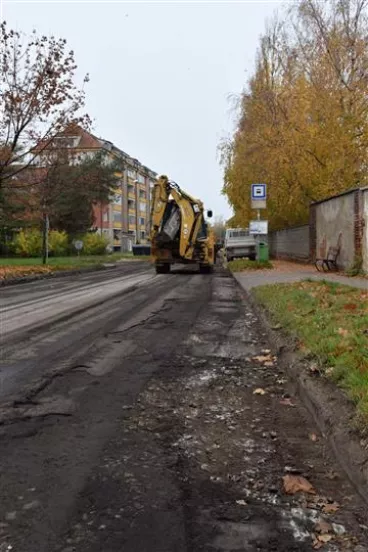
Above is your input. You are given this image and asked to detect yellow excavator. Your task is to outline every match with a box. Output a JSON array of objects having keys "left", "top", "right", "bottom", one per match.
[{"left": 150, "top": 175, "right": 215, "bottom": 274}]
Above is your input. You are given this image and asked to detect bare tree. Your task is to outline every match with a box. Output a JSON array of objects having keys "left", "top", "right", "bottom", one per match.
[{"left": 0, "top": 22, "right": 90, "bottom": 190}]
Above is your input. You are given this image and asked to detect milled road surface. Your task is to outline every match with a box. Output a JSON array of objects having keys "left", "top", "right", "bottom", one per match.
[{"left": 0, "top": 263, "right": 366, "bottom": 551}]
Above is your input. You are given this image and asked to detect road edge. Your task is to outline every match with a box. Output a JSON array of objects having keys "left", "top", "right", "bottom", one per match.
[
  {"left": 0, "top": 264, "right": 118, "bottom": 288},
  {"left": 238, "top": 282, "right": 368, "bottom": 506}
]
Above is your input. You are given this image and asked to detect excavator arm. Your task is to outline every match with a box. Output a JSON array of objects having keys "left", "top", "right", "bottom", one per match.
[{"left": 150, "top": 175, "right": 205, "bottom": 260}]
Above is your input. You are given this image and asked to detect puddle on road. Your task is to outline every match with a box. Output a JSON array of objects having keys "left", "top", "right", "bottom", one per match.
[
  {"left": 213, "top": 520, "right": 277, "bottom": 551},
  {"left": 185, "top": 333, "right": 258, "bottom": 359}
]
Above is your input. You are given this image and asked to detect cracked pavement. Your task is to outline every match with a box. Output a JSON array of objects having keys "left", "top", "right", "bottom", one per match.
[{"left": 0, "top": 263, "right": 367, "bottom": 551}]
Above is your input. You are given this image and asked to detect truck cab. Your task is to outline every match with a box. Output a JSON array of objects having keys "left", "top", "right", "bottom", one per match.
[{"left": 224, "top": 228, "right": 256, "bottom": 262}]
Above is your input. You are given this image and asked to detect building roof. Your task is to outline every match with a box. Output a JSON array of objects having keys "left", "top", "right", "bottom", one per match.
[
  {"left": 62, "top": 125, "right": 157, "bottom": 177},
  {"left": 32, "top": 124, "right": 157, "bottom": 177}
]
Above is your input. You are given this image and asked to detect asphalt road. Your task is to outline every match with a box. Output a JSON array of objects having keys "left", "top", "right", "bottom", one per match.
[{"left": 0, "top": 263, "right": 366, "bottom": 552}]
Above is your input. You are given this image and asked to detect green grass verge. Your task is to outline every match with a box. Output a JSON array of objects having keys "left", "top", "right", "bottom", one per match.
[
  {"left": 254, "top": 280, "right": 368, "bottom": 420},
  {"left": 228, "top": 259, "right": 273, "bottom": 272}
]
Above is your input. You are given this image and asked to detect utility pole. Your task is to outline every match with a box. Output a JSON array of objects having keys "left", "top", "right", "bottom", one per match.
[{"left": 42, "top": 211, "right": 49, "bottom": 265}]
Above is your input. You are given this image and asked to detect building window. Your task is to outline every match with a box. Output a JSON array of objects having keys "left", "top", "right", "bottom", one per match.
[
  {"left": 103, "top": 212, "right": 109, "bottom": 222},
  {"left": 128, "top": 184, "right": 134, "bottom": 194},
  {"left": 139, "top": 201, "right": 146, "bottom": 212},
  {"left": 112, "top": 194, "right": 122, "bottom": 205},
  {"left": 140, "top": 217, "right": 145, "bottom": 226},
  {"left": 128, "top": 199, "right": 135, "bottom": 209},
  {"left": 138, "top": 174, "right": 145, "bottom": 184},
  {"left": 128, "top": 215, "right": 136, "bottom": 225},
  {"left": 139, "top": 190, "right": 146, "bottom": 199},
  {"left": 53, "top": 136, "right": 80, "bottom": 148},
  {"left": 128, "top": 230, "right": 135, "bottom": 236},
  {"left": 140, "top": 231, "right": 146, "bottom": 240},
  {"left": 113, "top": 212, "right": 122, "bottom": 222},
  {"left": 127, "top": 169, "right": 135, "bottom": 179}
]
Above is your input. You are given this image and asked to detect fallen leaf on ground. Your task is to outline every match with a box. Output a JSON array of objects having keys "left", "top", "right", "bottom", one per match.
[
  {"left": 313, "top": 534, "right": 333, "bottom": 549},
  {"left": 264, "top": 361, "right": 275, "bottom": 367},
  {"left": 253, "top": 355, "right": 273, "bottom": 363},
  {"left": 253, "top": 388, "right": 266, "bottom": 395},
  {"left": 309, "top": 363, "right": 320, "bottom": 374},
  {"left": 317, "top": 534, "right": 332, "bottom": 543},
  {"left": 236, "top": 499, "right": 247, "bottom": 506},
  {"left": 344, "top": 303, "right": 357, "bottom": 311},
  {"left": 322, "top": 502, "right": 340, "bottom": 514},
  {"left": 309, "top": 433, "right": 318, "bottom": 442},
  {"left": 280, "top": 398, "right": 296, "bottom": 407},
  {"left": 315, "top": 520, "right": 332, "bottom": 534},
  {"left": 282, "top": 474, "right": 316, "bottom": 495},
  {"left": 337, "top": 327, "right": 349, "bottom": 337}
]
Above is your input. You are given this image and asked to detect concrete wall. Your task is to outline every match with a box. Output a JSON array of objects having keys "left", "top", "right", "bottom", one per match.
[
  {"left": 363, "top": 189, "right": 368, "bottom": 273},
  {"left": 268, "top": 188, "right": 367, "bottom": 272},
  {"left": 314, "top": 192, "right": 355, "bottom": 270},
  {"left": 269, "top": 225, "right": 310, "bottom": 262}
]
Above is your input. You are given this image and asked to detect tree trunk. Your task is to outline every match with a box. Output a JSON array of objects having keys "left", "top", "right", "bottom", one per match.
[{"left": 42, "top": 213, "right": 49, "bottom": 265}]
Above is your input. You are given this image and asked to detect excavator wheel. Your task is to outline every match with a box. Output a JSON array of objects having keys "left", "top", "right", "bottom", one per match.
[{"left": 155, "top": 264, "right": 171, "bottom": 274}]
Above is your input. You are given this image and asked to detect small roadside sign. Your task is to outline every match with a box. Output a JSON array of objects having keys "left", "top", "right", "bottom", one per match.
[
  {"left": 73, "top": 240, "right": 83, "bottom": 251},
  {"left": 249, "top": 220, "right": 268, "bottom": 235},
  {"left": 73, "top": 240, "right": 84, "bottom": 257},
  {"left": 251, "top": 184, "right": 267, "bottom": 210},
  {"left": 251, "top": 184, "right": 266, "bottom": 200}
]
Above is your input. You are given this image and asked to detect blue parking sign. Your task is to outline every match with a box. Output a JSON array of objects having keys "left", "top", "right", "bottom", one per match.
[{"left": 251, "top": 184, "right": 267, "bottom": 200}]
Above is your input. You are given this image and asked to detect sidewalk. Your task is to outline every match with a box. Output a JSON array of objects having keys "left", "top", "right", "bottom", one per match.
[{"left": 232, "top": 260, "right": 367, "bottom": 291}]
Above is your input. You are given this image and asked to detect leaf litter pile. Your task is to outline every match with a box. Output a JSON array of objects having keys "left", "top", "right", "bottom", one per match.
[
  {"left": 254, "top": 281, "right": 368, "bottom": 420},
  {"left": 0, "top": 265, "right": 53, "bottom": 281}
]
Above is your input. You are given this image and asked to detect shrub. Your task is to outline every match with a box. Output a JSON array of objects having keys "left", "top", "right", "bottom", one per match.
[
  {"left": 346, "top": 255, "right": 364, "bottom": 277},
  {"left": 48, "top": 231, "right": 68, "bottom": 256},
  {"left": 79, "top": 232, "right": 108, "bottom": 255},
  {"left": 11, "top": 229, "right": 69, "bottom": 257},
  {"left": 12, "top": 229, "right": 42, "bottom": 257},
  {"left": 10, "top": 230, "right": 108, "bottom": 258}
]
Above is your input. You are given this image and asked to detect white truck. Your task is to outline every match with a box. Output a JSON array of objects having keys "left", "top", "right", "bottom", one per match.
[{"left": 224, "top": 228, "right": 256, "bottom": 262}]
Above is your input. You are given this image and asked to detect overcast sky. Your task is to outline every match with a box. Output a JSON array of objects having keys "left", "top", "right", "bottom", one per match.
[{"left": 2, "top": 0, "right": 281, "bottom": 220}]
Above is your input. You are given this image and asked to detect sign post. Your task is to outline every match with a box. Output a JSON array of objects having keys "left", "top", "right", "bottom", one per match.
[
  {"left": 250, "top": 184, "right": 268, "bottom": 260},
  {"left": 73, "top": 240, "right": 84, "bottom": 258}
]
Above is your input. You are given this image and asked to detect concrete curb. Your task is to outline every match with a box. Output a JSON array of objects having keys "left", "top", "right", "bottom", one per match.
[
  {"left": 241, "top": 285, "right": 368, "bottom": 506},
  {"left": 0, "top": 263, "right": 116, "bottom": 288}
]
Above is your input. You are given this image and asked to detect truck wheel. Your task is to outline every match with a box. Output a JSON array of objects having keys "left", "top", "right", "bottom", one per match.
[{"left": 156, "top": 264, "right": 170, "bottom": 274}]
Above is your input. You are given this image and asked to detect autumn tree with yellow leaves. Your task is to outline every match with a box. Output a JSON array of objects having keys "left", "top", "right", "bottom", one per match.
[{"left": 220, "top": 0, "right": 368, "bottom": 230}]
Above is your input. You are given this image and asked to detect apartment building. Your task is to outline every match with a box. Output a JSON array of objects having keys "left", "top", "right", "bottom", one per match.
[
  {"left": 47, "top": 125, "right": 157, "bottom": 251},
  {"left": 102, "top": 152, "right": 156, "bottom": 251}
]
